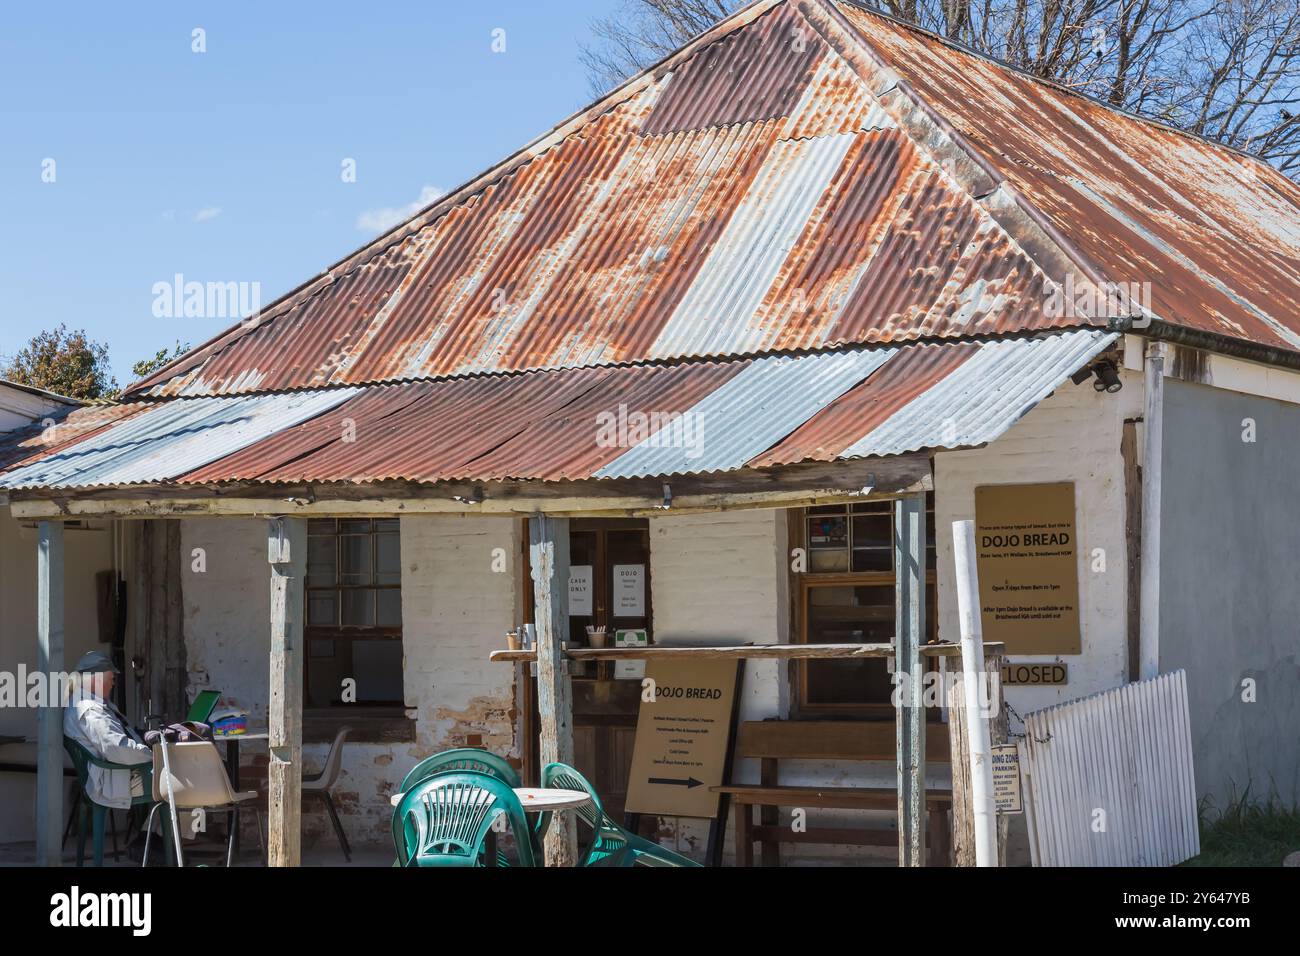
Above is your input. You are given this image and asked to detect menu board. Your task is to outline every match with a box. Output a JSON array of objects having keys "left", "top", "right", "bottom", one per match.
[
  {"left": 974, "top": 482, "right": 1081, "bottom": 654},
  {"left": 625, "top": 658, "right": 738, "bottom": 819}
]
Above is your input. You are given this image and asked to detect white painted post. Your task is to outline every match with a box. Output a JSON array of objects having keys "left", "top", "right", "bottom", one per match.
[
  {"left": 36, "top": 521, "right": 65, "bottom": 867},
  {"left": 1139, "top": 340, "right": 1167, "bottom": 680},
  {"left": 895, "top": 493, "right": 926, "bottom": 866},
  {"left": 952, "top": 519, "right": 997, "bottom": 867},
  {"left": 267, "top": 516, "right": 306, "bottom": 867}
]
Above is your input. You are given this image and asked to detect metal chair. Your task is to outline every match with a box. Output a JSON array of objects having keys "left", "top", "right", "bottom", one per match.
[
  {"left": 302, "top": 725, "right": 351, "bottom": 861},
  {"left": 142, "top": 740, "right": 265, "bottom": 867}
]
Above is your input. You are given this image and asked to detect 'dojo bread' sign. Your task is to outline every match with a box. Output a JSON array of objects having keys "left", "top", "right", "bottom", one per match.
[
  {"left": 625, "top": 657, "right": 738, "bottom": 819},
  {"left": 974, "top": 482, "right": 1082, "bottom": 655}
]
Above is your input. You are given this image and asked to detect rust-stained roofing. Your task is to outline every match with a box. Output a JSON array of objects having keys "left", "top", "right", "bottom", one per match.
[
  {"left": 6, "top": 0, "right": 1293, "bottom": 494},
  {"left": 831, "top": 1, "right": 1300, "bottom": 353},
  {"left": 123, "top": 0, "right": 1297, "bottom": 404},
  {"left": 0, "top": 403, "right": 147, "bottom": 476},
  {"left": 0, "top": 330, "right": 1115, "bottom": 490},
  {"left": 123, "top": 0, "right": 1134, "bottom": 401}
]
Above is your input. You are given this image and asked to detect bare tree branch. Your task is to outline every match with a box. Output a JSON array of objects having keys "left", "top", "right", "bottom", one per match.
[{"left": 580, "top": 0, "right": 1300, "bottom": 179}]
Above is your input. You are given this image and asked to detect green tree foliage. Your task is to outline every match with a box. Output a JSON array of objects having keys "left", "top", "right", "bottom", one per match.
[
  {"left": 132, "top": 341, "right": 190, "bottom": 380},
  {"left": 0, "top": 324, "right": 118, "bottom": 400}
]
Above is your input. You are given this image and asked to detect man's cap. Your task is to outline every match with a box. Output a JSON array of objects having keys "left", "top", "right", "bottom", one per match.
[{"left": 73, "top": 650, "right": 119, "bottom": 674}]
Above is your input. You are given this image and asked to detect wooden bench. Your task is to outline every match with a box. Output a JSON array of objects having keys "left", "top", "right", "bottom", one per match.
[{"left": 711, "top": 720, "right": 951, "bottom": 866}]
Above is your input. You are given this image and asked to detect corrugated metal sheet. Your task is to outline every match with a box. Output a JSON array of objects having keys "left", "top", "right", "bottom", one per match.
[
  {"left": 181, "top": 361, "right": 746, "bottom": 485},
  {"left": 1, "top": 331, "right": 1114, "bottom": 490},
  {"left": 834, "top": 0, "right": 1300, "bottom": 352},
  {"left": 838, "top": 329, "right": 1115, "bottom": 458},
  {"left": 0, "top": 403, "right": 149, "bottom": 475},
  {"left": 1021, "top": 671, "right": 1200, "bottom": 867},
  {"left": 0, "top": 389, "right": 358, "bottom": 490},
  {"left": 595, "top": 347, "right": 893, "bottom": 478},
  {"left": 123, "top": 0, "right": 1112, "bottom": 400}
]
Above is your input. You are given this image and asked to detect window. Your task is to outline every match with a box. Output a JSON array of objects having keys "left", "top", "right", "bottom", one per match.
[
  {"left": 305, "top": 518, "right": 403, "bottom": 708},
  {"left": 794, "top": 495, "right": 937, "bottom": 717}
]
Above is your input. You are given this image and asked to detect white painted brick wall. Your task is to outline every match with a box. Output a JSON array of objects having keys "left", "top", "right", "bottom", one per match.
[
  {"left": 180, "top": 514, "right": 520, "bottom": 849},
  {"left": 934, "top": 371, "right": 1140, "bottom": 714},
  {"left": 648, "top": 509, "right": 789, "bottom": 860}
]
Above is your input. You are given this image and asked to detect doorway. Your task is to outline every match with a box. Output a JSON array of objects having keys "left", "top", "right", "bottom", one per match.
[{"left": 523, "top": 518, "right": 651, "bottom": 819}]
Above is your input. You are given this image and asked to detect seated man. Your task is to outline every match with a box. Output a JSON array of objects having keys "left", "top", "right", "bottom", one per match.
[{"left": 63, "top": 650, "right": 151, "bottom": 807}]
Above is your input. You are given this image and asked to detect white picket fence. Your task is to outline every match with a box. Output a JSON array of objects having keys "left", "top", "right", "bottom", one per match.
[{"left": 1020, "top": 670, "right": 1200, "bottom": 866}]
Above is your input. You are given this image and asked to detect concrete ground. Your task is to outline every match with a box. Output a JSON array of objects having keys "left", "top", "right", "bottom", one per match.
[{"left": 0, "top": 839, "right": 394, "bottom": 867}]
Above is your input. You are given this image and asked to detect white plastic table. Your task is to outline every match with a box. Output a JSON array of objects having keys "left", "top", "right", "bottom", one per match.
[{"left": 389, "top": 786, "right": 590, "bottom": 810}]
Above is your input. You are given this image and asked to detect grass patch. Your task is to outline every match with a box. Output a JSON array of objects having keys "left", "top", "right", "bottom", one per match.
[{"left": 1182, "top": 790, "right": 1300, "bottom": 867}]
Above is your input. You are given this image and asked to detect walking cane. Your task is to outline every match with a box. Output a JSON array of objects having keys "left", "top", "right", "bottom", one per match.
[{"left": 157, "top": 733, "right": 185, "bottom": 867}]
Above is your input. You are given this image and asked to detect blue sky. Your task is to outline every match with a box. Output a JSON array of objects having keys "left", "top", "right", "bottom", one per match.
[{"left": 0, "top": 0, "right": 622, "bottom": 388}]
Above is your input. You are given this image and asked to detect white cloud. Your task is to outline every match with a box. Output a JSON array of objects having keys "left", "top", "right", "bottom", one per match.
[
  {"left": 356, "top": 185, "right": 443, "bottom": 234},
  {"left": 193, "top": 207, "right": 222, "bottom": 222}
]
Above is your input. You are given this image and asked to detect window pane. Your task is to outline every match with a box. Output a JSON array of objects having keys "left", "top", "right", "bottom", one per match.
[
  {"left": 306, "top": 642, "right": 342, "bottom": 708},
  {"left": 308, "top": 518, "right": 337, "bottom": 535},
  {"left": 351, "top": 639, "right": 404, "bottom": 703},
  {"left": 308, "top": 591, "right": 337, "bottom": 626},
  {"left": 341, "top": 589, "right": 375, "bottom": 627},
  {"left": 340, "top": 535, "right": 372, "bottom": 585},
  {"left": 806, "top": 505, "right": 846, "bottom": 516},
  {"left": 810, "top": 548, "right": 849, "bottom": 572},
  {"left": 805, "top": 585, "right": 895, "bottom": 706},
  {"left": 307, "top": 535, "right": 336, "bottom": 587},
  {"left": 377, "top": 589, "right": 402, "bottom": 628},
  {"left": 852, "top": 514, "right": 891, "bottom": 549},
  {"left": 375, "top": 532, "right": 401, "bottom": 585},
  {"left": 807, "top": 515, "right": 847, "bottom": 549},
  {"left": 339, "top": 519, "right": 371, "bottom": 534},
  {"left": 374, "top": 518, "right": 399, "bottom": 533},
  {"left": 851, "top": 548, "right": 892, "bottom": 572}
]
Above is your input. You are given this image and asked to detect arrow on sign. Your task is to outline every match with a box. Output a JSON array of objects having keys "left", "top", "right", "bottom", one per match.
[{"left": 648, "top": 776, "right": 703, "bottom": 788}]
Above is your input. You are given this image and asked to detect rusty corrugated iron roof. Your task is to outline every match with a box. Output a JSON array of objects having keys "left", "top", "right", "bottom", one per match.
[
  {"left": 8, "top": 0, "right": 1288, "bottom": 495},
  {"left": 0, "top": 403, "right": 148, "bottom": 476},
  {"left": 123, "top": 0, "right": 1133, "bottom": 400},
  {"left": 829, "top": 0, "right": 1300, "bottom": 350},
  {"left": 0, "top": 330, "right": 1115, "bottom": 490}
]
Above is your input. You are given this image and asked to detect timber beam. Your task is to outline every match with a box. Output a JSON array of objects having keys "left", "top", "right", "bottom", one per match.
[{"left": 5, "top": 456, "right": 932, "bottom": 520}]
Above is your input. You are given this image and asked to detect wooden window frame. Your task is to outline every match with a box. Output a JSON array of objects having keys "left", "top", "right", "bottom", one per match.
[
  {"left": 304, "top": 517, "right": 404, "bottom": 714},
  {"left": 788, "top": 497, "right": 937, "bottom": 720}
]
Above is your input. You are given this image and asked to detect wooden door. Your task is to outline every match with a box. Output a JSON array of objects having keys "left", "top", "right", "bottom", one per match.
[{"left": 524, "top": 519, "right": 650, "bottom": 820}]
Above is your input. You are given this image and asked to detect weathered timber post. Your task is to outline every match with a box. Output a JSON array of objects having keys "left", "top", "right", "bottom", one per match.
[
  {"left": 529, "top": 513, "right": 577, "bottom": 866},
  {"left": 267, "top": 516, "right": 306, "bottom": 867},
  {"left": 947, "top": 651, "right": 1007, "bottom": 866}
]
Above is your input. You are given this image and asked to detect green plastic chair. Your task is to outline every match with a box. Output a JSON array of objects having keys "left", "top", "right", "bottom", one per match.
[
  {"left": 63, "top": 736, "right": 158, "bottom": 867},
  {"left": 396, "top": 772, "right": 536, "bottom": 868},
  {"left": 398, "top": 747, "right": 521, "bottom": 792},
  {"left": 393, "top": 748, "right": 521, "bottom": 864},
  {"left": 537, "top": 762, "right": 700, "bottom": 867}
]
